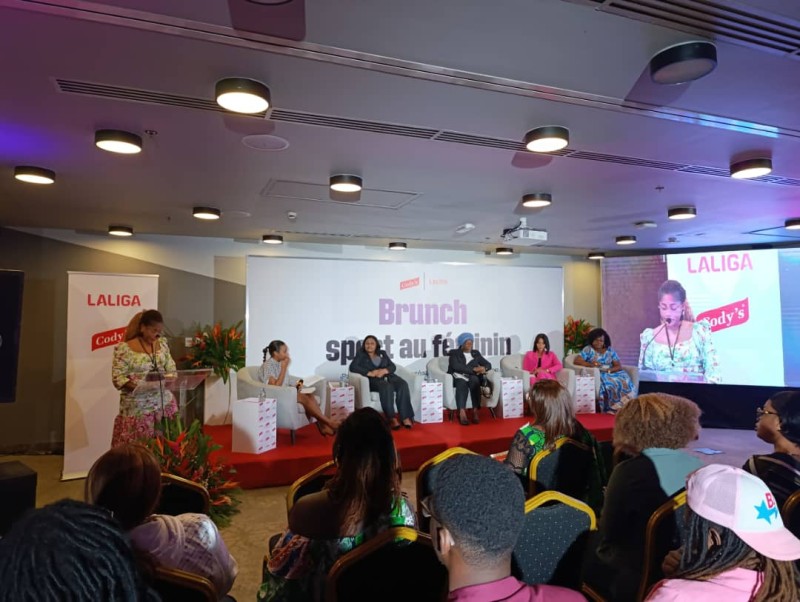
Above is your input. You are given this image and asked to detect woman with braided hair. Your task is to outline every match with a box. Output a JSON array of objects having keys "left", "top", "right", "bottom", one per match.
[
  {"left": 647, "top": 464, "right": 800, "bottom": 601},
  {"left": 0, "top": 499, "right": 158, "bottom": 601}
]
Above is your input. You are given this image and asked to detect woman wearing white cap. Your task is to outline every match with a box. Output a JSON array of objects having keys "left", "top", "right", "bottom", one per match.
[{"left": 646, "top": 464, "right": 800, "bottom": 601}]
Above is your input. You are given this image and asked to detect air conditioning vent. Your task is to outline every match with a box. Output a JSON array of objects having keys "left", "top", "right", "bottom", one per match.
[{"left": 270, "top": 109, "right": 439, "bottom": 139}]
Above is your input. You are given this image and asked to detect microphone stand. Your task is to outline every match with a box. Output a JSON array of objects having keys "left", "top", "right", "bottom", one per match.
[{"left": 640, "top": 321, "right": 669, "bottom": 370}]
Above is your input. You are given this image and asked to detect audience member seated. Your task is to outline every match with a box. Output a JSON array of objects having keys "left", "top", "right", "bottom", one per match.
[
  {"left": 0, "top": 498, "right": 159, "bottom": 601},
  {"left": 743, "top": 390, "right": 800, "bottom": 508},
  {"left": 572, "top": 327, "right": 635, "bottom": 413},
  {"left": 86, "top": 444, "right": 238, "bottom": 598},
  {"left": 448, "top": 332, "right": 492, "bottom": 426},
  {"left": 349, "top": 334, "right": 414, "bottom": 430},
  {"left": 647, "top": 464, "right": 800, "bottom": 601},
  {"left": 261, "top": 340, "right": 339, "bottom": 436},
  {"left": 583, "top": 393, "right": 702, "bottom": 601},
  {"left": 523, "top": 333, "right": 563, "bottom": 387},
  {"left": 259, "top": 408, "right": 416, "bottom": 602},
  {"left": 424, "top": 453, "right": 584, "bottom": 601},
  {"left": 504, "top": 380, "right": 607, "bottom": 509}
]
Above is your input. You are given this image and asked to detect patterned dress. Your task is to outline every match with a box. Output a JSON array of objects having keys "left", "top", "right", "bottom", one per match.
[
  {"left": 638, "top": 320, "right": 721, "bottom": 384},
  {"left": 579, "top": 346, "right": 635, "bottom": 411},
  {"left": 257, "top": 496, "right": 416, "bottom": 602},
  {"left": 111, "top": 338, "right": 177, "bottom": 447}
]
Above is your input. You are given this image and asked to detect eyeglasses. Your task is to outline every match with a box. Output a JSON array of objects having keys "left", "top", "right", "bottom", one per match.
[
  {"left": 756, "top": 407, "right": 780, "bottom": 419},
  {"left": 420, "top": 496, "right": 438, "bottom": 521}
]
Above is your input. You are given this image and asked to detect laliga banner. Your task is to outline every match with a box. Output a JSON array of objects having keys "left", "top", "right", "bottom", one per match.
[
  {"left": 63, "top": 272, "right": 159, "bottom": 480},
  {"left": 667, "top": 250, "right": 784, "bottom": 386},
  {"left": 246, "top": 257, "right": 564, "bottom": 379}
]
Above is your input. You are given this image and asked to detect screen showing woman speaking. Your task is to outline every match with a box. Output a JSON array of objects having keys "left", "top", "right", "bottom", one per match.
[{"left": 601, "top": 248, "right": 800, "bottom": 387}]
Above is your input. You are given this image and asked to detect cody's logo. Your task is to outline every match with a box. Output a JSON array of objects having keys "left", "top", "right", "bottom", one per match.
[
  {"left": 400, "top": 277, "right": 420, "bottom": 290},
  {"left": 696, "top": 298, "right": 749, "bottom": 332},
  {"left": 91, "top": 326, "right": 126, "bottom": 351},
  {"left": 87, "top": 293, "right": 141, "bottom": 307}
]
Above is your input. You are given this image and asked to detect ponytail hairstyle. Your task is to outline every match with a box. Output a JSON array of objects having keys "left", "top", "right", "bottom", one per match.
[{"left": 265, "top": 340, "right": 286, "bottom": 362}]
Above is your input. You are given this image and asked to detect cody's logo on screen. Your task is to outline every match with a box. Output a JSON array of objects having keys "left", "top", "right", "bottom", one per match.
[
  {"left": 87, "top": 293, "right": 142, "bottom": 306},
  {"left": 696, "top": 298, "right": 749, "bottom": 332},
  {"left": 400, "top": 277, "right": 420, "bottom": 290},
  {"left": 92, "top": 326, "right": 126, "bottom": 351}
]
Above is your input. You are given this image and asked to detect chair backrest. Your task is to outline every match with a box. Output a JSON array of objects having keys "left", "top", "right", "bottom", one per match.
[
  {"left": 152, "top": 565, "right": 217, "bottom": 602},
  {"left": 637, "top": 488, "right": 687, "bottom": 601},
  {"left": 156, "top": 473, "right": 211, "bottom": 516},
  {"left": 286, "top": 460, "right": 337, "bottom": 512},
  {"left": 500, "top": 354, "right": 523, "bottom": 372},
  {"left": 782, "top": 489, "right": 800, "bottom": 538},
  {"left": 326, "top": 527, "right": 448, "bottom": 602},
  {"left": 416, "top": 447, "right": 477, "bottom": 532},
  {"left": 528, "top": 438, "right": 593, "bottom": 499},
  {"left": 747, "top": 455, "right": 800, "bottom": 510},
  {"left": 513, "top": 491, "right": 596, "bottom": 589}
]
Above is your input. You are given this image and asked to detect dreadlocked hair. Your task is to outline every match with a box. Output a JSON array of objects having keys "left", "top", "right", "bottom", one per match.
[
  {"left": 0, "top": 498, "right": 158, "bottom": 601},
  {"left": 325, "top": 407, "right": 401, "bottom": 532},
  {"left": 674, "top": 508, "right": 800, "bottom": 602}
]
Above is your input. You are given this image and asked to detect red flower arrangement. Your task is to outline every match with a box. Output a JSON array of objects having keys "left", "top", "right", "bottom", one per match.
[
  {"left": 189, "top": 321, "right": 246, "bottom": 384},
  {"left": 564, "top": 315, "right": 595, "bottom": 356}
]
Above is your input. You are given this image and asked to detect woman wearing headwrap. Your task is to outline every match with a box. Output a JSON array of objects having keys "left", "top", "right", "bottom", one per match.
[{"left": 448, "top": 332, "right": 492, "bottom": 426}]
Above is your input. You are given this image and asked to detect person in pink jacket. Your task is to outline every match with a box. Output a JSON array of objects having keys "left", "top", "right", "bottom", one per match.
[{"left": 522, "top": 333, "right": 563, "bottom": 388}]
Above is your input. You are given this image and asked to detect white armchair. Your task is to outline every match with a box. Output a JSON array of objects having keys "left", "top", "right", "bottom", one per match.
[
  {"left": 499, "top": 354, "right": 576, "bottom": 398},
  {"left": 236, "top": 366, "right": 327, "bottom": 445},
  {"left": 563, "top": 354, "right": 639, "bottom": 399},
  {"left": 425, "top": 355, "right": 501, "bottom": 418},
  {"left": 349, "top": 365, "right": 423, "bottom": 418}
]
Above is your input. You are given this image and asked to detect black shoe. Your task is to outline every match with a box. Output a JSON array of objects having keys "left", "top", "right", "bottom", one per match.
[
  {"left": 403, "top": 419, "right": 413, "bottom": 429},
  {"left": 458, "top": 411, "right": 470, "bottom": 426}
]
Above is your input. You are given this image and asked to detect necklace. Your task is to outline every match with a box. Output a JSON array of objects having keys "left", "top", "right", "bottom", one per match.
[{"left": 664, "top": 321, "right": 682, "bottom": 364}]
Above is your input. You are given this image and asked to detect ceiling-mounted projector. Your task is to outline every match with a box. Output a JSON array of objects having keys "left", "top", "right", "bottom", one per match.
[{"left": 502, "top": 217, "right": 548, "bottom": 246}]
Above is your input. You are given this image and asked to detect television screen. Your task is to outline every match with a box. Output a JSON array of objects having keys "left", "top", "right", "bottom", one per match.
[{"left": 601, "top": 249, "right": 800, "bottom": 387}]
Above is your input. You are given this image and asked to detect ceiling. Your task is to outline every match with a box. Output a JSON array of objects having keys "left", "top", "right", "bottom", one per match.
[{"left": 1, "top": 0, "right": 800, "bottom": 256}]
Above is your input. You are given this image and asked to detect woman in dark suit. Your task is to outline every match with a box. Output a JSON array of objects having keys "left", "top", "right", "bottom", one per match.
[
  {"left": 448, "top": 332, "right": 492, "bottom": 426},
  {"left": 349, "top": 335, "right": 414, "bottom": 430}
]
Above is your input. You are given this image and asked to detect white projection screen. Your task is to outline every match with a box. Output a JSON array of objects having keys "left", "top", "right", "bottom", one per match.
[{"left": 246, "top": 256, "right": 564, "bottom": 379}]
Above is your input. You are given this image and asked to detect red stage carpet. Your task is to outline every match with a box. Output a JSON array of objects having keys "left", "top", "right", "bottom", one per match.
[{"left": 207, "top": 412, "right": 614, "bottom": 489}]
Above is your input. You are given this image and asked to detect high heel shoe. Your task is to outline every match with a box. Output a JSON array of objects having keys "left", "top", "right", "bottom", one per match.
[
  {"left": 458, "top": 410, "right": 470, "bottom": 426},
  {"left": 402, "top": 419, "right": 413, "bottom": 429},
  {"left": 316, "top": 421, "right": 335, "bottom": 437},
  {"left": 390, "top": 417, "right": 401, "bottom": 430}
]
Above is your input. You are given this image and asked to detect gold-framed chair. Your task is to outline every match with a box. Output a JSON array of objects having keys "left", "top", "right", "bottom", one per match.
[
  {"left": 513, "top": 491, "right": 596, "bottom": 589},
  {"left": 527, "top": 438, "right": 593, "bottom": 499},
  {"left": 152, "top": 565, "right": 218, "bottom": 602},
  {"left": 286, "top": 460, "right": 337, "bottom": 513},
  {"left": 782, "top": 488, "right": 800, "bottom": 538},
  {"left": 156, "top": 473, "right": 211, "bottom": 516},
  {"left": 325, "top": 527, "right": 448, "bottom": 602},
  {"left": 636, "top": 489, "right": 687, "bottom": 602},
  {"left": 415, "top": 447, "right": 477, "bottom": 532}
]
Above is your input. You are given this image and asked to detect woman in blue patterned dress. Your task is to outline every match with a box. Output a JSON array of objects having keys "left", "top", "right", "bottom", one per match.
[{"left": 573, "top": 328, "right": 635, "bottom": 412}]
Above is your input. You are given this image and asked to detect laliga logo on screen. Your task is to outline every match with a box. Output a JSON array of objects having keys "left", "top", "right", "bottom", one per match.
[
  {"left": 696, "top": 298, "right": 749, "bottom": 332},
  {"left": 400, "top": 277, "right": 420, "bottom": 290},
  {"left": 87, "top": 293, "right": 142, "bottom": 306},
  {"left": 687, "top": 252, "right": 753, "bottom": 273}
]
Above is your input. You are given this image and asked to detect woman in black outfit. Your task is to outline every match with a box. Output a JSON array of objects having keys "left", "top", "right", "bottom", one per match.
[
  {"left": 349, "top": 335, "right": 414, "bottom": 430},
  {"left": 448, "top": 332, "right": 492, "bottom": 426}
]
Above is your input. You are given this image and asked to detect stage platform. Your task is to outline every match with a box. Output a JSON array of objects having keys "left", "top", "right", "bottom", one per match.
[{"left": 206, "top": 412, "right": 614, "bottom": 489}]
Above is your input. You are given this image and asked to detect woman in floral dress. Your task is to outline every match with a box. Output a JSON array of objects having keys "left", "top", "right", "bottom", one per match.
[
  {"left": 111, "top": 309, "right": 177, "bottom": 446},
  {"left": 573, "top": 328, "right": 635, "bottom": 412}
]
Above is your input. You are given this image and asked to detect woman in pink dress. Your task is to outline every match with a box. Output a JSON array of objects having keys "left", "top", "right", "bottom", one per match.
[{"left": 522, "top": 333, "right": 563, "bottom": 388}]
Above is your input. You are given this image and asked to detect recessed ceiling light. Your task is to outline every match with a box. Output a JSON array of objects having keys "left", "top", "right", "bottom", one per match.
[
  {"left": 521, "top": 193, "right": 552, "bottom": 208},
  {"left": 523, "top": 126, "right": 569, "bottom": 153},
  {"left": 730, "top": 158, "right": 772, "bottom": 179},
  {"left": 330, "top": 174, "right": 363, "bottom": 193},
  {"left": 495, "top": 247, "right": 514, "bottom": 255},
  {"left": 95, "top": 130, "right": 142, "bottom": 154},
  {"left": 668, "top": 206, "right": 697, "bottom": 220},
  {"left": 388, "top": 242, "right": 407, "bottom": 251},
  {"left": 192, "top": 207, "right": 221, "bottom": 220},
  {"left": 455, "top": 223, "right": 476, "bottom": 234},
  {"left": 786, "top": 218, "right": 800, "bottom": 230},
  {"left": 262, "top": 234, "right": 283, "bottom": 244},
  {"left": 241, "top": 134, "right": 290, "bottom": 151},
  {"left": 215, "top": 78, "right": 271, "bottom": 114},
  {"left": 650, "top": 41, "right": 718, "bottom": 85},
  {"left": 14, "top": 166, "right": 55, "bottom": 184},
  {"left": 108, "top": 225, "right": 133, "bottom": 237},
  {"left": 587, "top": 252, "right": 605, "bottom": 260},
  {"left": 616, "top": 235, "right": 637, "bottom": 245}
]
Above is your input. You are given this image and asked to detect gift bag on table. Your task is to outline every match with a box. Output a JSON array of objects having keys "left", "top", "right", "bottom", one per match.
[
  {"left": 420, "top": 381, "right": 444, "bottom": 423},
  {"left": 500, "top": 377, "right": 524, "bottom": 418},
  {"left": 328, "top": 382, "right": 355, "bottom": 424},
  {"left": 232, "top": 397, "right": 277, "bottom": 454},
  {"left": 574, "top": 375, "right": 596, "bottom": 414}
]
